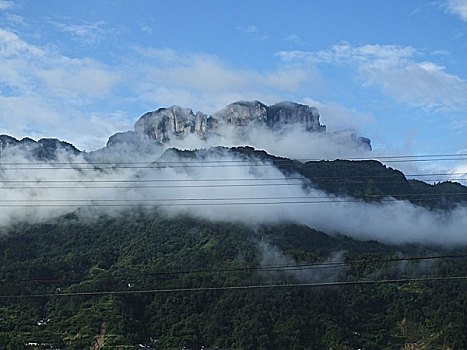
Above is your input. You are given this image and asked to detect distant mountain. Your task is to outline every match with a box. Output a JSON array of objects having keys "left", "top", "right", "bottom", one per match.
[
  {"left": 0, "top": 101, "right": 371, "bottom": 160},
  {"left": 107, "top": 100, "right": 371, "bottom": 150},
  {"left": 0, "top": 135, "right": 81, "bottom": 160},
  {"left": 0, "top": 105, "right": 466, "bottom": 350}
]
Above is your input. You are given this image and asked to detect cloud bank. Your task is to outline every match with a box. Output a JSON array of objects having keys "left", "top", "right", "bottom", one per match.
[
  {"left": 445, "top": 0, "right": 467, "bottom": 21},
  {"left": 277, "top": 43, "right": 467, "bottom": 111},
  {"left": 0, "top": 142, "right": 466, "bottom": 247}
]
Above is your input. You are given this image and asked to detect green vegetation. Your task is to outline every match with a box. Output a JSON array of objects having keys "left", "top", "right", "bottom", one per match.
[{"left": 0, "top": 212, "right": 466, "bottom": 349}]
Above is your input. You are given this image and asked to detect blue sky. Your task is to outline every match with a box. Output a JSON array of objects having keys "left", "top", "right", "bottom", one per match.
[{"left": 0, "top": 0, "right": 466, "bottom": 172}]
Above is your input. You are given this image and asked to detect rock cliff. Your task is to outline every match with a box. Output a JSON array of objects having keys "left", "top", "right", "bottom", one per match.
[
  {"left": 0, "top": 100, "right": 371, "bottom": 159},
  {"left": 114, "top": 101, "right": 330, "bottom": 146},
  {"left": 134, "top": 105, "right": 209, "bottom": 143}
]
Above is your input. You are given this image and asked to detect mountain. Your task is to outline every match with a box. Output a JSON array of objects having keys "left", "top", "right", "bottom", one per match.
[
  {"left": 0, "top": 100, "right": 371, "bottom": 160},
  {"left": 0, "top": 102, "right": 466, "bottom": 349},
  {"left": 0, "top": 135, "right": 80, "bottom": 160},
  {"left": 117, "top": 100, "right": 326, "bottom": 145},
  {"left": 107, "top": 100, "right": 371, "bottom": 149}
]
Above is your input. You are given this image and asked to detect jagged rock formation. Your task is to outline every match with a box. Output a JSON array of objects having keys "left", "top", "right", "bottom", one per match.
[
  {"left": 213, "top": 101, "right": 325, "bottom": 131},
  {"left": 0, "top": 135, "right": 80, "bottom": 160},
  {"left": 0, "top": 100, "right": 371, "bottom": 159},
  {"left": 108, "top": 101, "right": 332, "bottom": 147},
  {"left": 134, "top": 105, "right": 209, "bottom": 143}
]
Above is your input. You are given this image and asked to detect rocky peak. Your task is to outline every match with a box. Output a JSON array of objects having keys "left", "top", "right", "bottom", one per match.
[
  {"left": 213, "top": 101, "right": 268, "bottom": 126},
  {"left": 126, "top": 100, "right": 328, "bottom": 145},
  {"left": 134, "top": 106, "right": 208, "bottom": 143},
  {"left": 267, "top": 102, "right": 325, "bottom": 132}
]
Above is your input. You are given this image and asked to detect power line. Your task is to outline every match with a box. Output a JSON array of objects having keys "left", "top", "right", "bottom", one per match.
[
  {"left": 0, "top": 194, "right": 464, "bottom": 207},
  {"left": 1, "top": 158, "right": 467, "bottom": 170},
  {"left": 1, "top": 254, "right": 465, "bottom": 284},
  {"left": 0, "top": 263, "right": 349, "bottom": 285},
  {"left": 0, "top": 177, "right": 304, "bottom": 183},
  {"left": 0, "top": 172, "right": 466, "bottom": 183},
  {"left": 0, "top": 192, "right": 465, "bottom": 204},
  {"left": 0, "top": 179, "right": 466, "bottom": 190},
  {"left": 0, "top": 152, "right": 466, "bottom": 166},
  {"left": 0, "top": 198, "right": 459, "bottom": 207},
  {"left": 1, "top": 276, "right": 466, "bottom": 299},
  {"left": 0, "top": 180, "right": 465, "bottom": 190},
  {"left": 0, "top": 182, "right": 306, "bottom": 190}
]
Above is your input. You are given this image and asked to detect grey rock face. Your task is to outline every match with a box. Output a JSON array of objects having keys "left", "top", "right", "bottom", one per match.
[
  {"left": 213, "top": 100, "right": 268, "bottom": 126},
  {"left": 123, "top": 100, "right": 328, "bottom": 147},
  {"left": 267, "top": 102, "right": 325, "bottom": 132},
  {"left": 134, "top": 106, "right": 208, "bottom": 143}
]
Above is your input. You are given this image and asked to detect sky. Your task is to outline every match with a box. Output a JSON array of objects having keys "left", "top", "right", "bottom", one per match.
[{"left": 0, "top": 0, "right": 466, "bottom": 166}]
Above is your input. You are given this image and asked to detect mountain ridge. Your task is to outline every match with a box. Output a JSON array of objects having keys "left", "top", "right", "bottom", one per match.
[
  {"left": 0, "top": 100, "right": 371, "bottom": 160},
  {"left": 110, "top": 100, "right": 371, "bottom": 149}
]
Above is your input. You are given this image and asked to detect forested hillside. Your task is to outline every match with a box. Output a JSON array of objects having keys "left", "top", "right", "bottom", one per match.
[{"left": 0, "top": 212, "right": 466, "bottom": 349}]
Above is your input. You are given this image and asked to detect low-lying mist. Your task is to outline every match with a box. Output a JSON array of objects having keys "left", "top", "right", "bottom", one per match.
[
  {"left": 0, "top": 140, "right": 466, "bottom": 247},
  {"left": 166, "top": 123, "right": 373, "bottom": 161}
]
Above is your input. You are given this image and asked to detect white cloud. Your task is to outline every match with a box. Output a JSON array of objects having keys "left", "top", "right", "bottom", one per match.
[
  {"left": 52, "top": 20, "right": 112, "bottom": 45},
  {"left": 139, "top": 24, "right": 153, "bottom": 34},
  {"left": 284, "top": 34, "right": 305, "bottom": 45},
  {"left": 1, "top": 148, "right": 465, "bottom": 246},
  {"left": 277, "top": 43, "right": 467, "bottom": 110},
  {"left": 0, "top": 27, "right": 322, "bottom": 149},
  {"left": 302, "top": 97, "right": 374, "bottom": 132},
  {"left": 445, "top": 0, "right": 467, "bottom": 21},
  {"left": 36, "top": 60, "right": 120, "bottom": 100},
  {"left": 132, "top": 48, "right": 317, "bottom": 113},
  {"left": 353, "top": 44, "right": 416, "bottom": 60},
  {"left": 0, "top": 26, "right": 322, "bottom": 149},
  {"left": 0, "top": 27, "right": 370, "bottom": 152},
  {"left": 0, "top": 0, "right": 14, "bottom": 11},
  {"left": 236, "top": 25, "right": 269, "bottom": 40},
  {"left": 0, "top": 29, "right": 44, "bottom": 58},
  {"left": 0, "top": 94, "right": 132, "bottom": 150},
  {"left": 0, "top": 29, "right": 120, "bottom": 98},
  {"left": 358, "top": 58, "right": 467, "bottom": 110},
  {"left": 277, "top": 43, "right": 415, "bottom": 64},
  {"left": 0, "top": 28, "right": 125, "bottom": 149}
]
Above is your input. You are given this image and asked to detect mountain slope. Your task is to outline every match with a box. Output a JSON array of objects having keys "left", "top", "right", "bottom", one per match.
[
  {"left": 0, "top": 213, "right": 466, "bottom": 349},
  {"left": 167, "top": 146, "right": 467, "bottom": 209}
]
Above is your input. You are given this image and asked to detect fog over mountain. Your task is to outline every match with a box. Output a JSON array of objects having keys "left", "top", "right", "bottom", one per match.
[
  {"left": 99, "top": 100, "right": 372, "bottom": 162},
  {"left": 1, "top": 100, "right": 372, "bottom": 161},
  {"left": 0, "top": 101, "right": 466, "bottom": 246}
]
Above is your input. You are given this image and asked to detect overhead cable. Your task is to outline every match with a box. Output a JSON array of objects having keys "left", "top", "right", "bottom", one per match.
[
  {"left": 1, "top": 254, "right": 465, "bottom": 284},
  {"left": 1, "top": 276, "right": 466, "bottom": 299}
]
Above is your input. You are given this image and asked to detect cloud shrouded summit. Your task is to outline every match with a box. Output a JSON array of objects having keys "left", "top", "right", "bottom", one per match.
[
  {"left": 0, "top": 100, "right": 372, "bottom": 164},
  {"left": 113, "top": 100, "right": 327, "bottom": 144},
  {"left": 1, "top": 100, "right": 466, "bottom": 247},
  {"left": 103, "top": 100, "right": 371, "bottom": 161}
]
